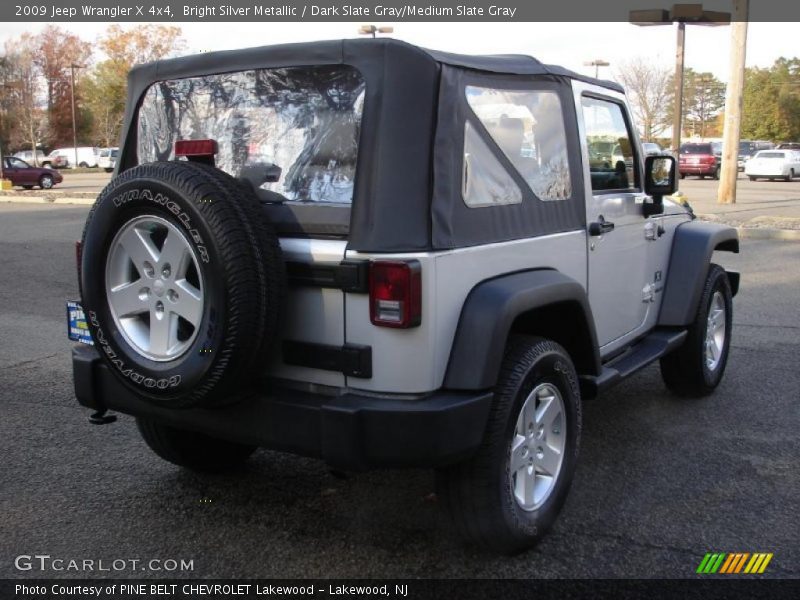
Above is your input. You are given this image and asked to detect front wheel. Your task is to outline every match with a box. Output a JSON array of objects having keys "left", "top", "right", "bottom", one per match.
[
  {"left": 136, "top": 418, "right": 256, "bottom": 472},
  {"left": 713, "top": 166, "right": 720, "bottom": 180},
  {"left": 436, "top": 336, "right": 581, "bottom": 554},
  {"left": 748, "top": 176, "right": 756, "bottom": 182},
  {"left": 660, "top": 264, "right": 733, "bottom": 397},
  {"left": 39, "top": 175, "right": 54, "bottom": 189}
]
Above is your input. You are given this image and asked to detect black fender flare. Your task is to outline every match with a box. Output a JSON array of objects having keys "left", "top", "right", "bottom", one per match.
[
  {"left": 443, "top": 269, "right": 601, "bottom": 390},
  {"left": 658, "top": 220, "right": 739, "bottom": 327}
]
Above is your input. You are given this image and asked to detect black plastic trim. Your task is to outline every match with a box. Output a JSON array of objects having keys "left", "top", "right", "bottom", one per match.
[
  {"left": 72, "top": 346, "right": 492, "bottom": 470},
  {"left": 578, "top": 328, "right": 688, "bottom": 398},
  {"left": 286, "top": 259, "right": 369, "bottom": 293},
  {"left": 444, "top": 269, "right": 601, "bottom": 390},
  {"left": 658, "top": 221, "right": 739, "bottom": 327},
  {"left": 283, "top": 340, "right": 372, "bottom": 378}
]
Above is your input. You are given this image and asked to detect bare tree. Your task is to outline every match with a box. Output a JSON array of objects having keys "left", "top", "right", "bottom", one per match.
[
  {"left": 2, "top": 34, "right": 47, "bottom": 161},
  {"left": 614, "top": 58, "right": 672, "bottom": 141}
]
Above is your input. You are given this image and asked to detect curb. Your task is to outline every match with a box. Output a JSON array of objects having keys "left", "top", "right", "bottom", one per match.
[
  {"left": 736, "top": 227, "right": 800, "bottom": 242},
  {"left": 0, "top": 195, "right": 96, "bottom": 206}
]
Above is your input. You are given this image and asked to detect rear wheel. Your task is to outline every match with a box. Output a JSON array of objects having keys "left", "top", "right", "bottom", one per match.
[
  {"left": 748, "top": 176, "right": 756, "bottom": 182},
  {"left": 137, "top": 417, "right": 256, "bottom": 472},
  {"left": 39, "top": 174, "right": 54, "bottom": 189},
  {"left": 784, "top": 170, "right": 793, "bottom": 182},
  {"left": 436, "top": 336, "right": 581, "bottom": 554},
  {"left": 660, "top": 264, "right": 732, "bottom": 397},
  {"left": 713, "top": 165, "right": 720, "bottom": 180},
  {"left": 79, "top": 161, "right": 89, "bottom": 168}
]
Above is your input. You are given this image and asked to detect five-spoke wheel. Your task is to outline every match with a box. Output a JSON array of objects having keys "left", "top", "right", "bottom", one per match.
[{"left": 105, "top": 215, "right": 204, "bottom": 361}]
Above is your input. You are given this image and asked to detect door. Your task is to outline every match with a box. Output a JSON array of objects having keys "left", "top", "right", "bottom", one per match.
[
  {"left": 579, "top": 95, "right": 651, "bottom": 350},
  {"left": 7, "top": 157, "right": 36, "bottom": 185}
]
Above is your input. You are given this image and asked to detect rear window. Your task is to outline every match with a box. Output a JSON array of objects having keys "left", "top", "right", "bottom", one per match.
[
  {"left": 681, "top": 144, "right": 712, "bottom": 155},
  {"left": 137, "top": 65, "right": 365, "bottom": 205}
]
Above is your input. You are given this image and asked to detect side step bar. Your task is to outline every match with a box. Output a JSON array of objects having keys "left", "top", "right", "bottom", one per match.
[{"left": 579, "top": 328, "right": 687, "bottom": 398}]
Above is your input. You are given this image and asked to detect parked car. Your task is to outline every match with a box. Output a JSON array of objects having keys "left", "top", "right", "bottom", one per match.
[
  {"left": 49, "top": 146, "right": 100, "bottom": 168},
  {"left": 2, "top": 156, "right": 63, "bottom": 189},
  {"left": 744, "top": 150, "right": 800, "bottom": 181},
  {"left": 737, "top": 140, "right": 773, "bottom": 171},
  {"left": 67, "top": 39, "right": 739, "bottom": 554},
  {"left": 12, "top": 149, "right": 46, "bottom": 166},
  {"left": 776, "top": 142, "right": 800, "bottom": 151},
  {"left": 642, "top": 142, "right": 664, "bottom": 156},
  {"left": 679, "top": 142, "right": 721, "bottom": 179},
  {"left": 98, "top": 147, "right": 119, "bottom": 172},
  {"left": 41, "top": 150, "right": 69, "bottom": 169}
]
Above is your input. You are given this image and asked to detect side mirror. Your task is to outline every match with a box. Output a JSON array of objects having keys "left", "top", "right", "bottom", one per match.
[{"left": 643, "top": 155, "right": 677, "bottom": 216}]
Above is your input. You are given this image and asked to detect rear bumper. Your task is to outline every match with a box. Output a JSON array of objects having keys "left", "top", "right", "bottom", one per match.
[
  {"left": 679, "top": 164, "right": 716, "bottom": 175},
  {"left": 72, "top": 345, "right": 493, "bottom": 470}
]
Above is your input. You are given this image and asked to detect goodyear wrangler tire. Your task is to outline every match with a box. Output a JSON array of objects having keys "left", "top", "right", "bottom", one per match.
[
  {"left": 80, "top": 161, "right": 284, "bottom": 408},
  {"left": 436, "top": 335, "right": 581, "bottom": 554}
]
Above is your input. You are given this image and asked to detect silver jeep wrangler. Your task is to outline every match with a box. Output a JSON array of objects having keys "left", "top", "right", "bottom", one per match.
[{"left": 69, "top": 39, "right": 739, "bottom": 553}]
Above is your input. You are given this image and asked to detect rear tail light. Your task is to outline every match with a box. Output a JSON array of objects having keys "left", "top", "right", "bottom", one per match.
[
  {"left": 369, "top": 260, "right": 421, "bottom": 328},
  {"left": 175, "top": 139, "right": 217, "bottom": 163}
]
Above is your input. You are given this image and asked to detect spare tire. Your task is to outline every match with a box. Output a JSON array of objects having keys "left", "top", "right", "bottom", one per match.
[{"left": 80, "top": 161, "right": 284, "bottom": 408}]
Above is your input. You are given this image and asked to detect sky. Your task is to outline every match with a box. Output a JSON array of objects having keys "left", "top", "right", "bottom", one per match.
[{"left": 0, "top": 21, "right": 797, "bottom": 83}]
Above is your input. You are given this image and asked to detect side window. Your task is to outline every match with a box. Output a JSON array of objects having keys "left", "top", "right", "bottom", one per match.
[
  {"left": 462, "top": 121, "right": 522, "bottom": 208},
  {"left": 466, "top": 86, "right": 572, "bottom": 201},
  {"left": 581, "top": 97, "right": 639, "bottom": 193},
  {"left": 9, "top": 158, "right": 27, "bottom": 168}
]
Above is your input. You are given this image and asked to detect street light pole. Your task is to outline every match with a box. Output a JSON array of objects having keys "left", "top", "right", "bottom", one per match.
[
  {"left": 583, "top": 59, "right": 610, "bottom": 79},
  {"left": 672, "top": 21, "right": 686, "bottom": 155},
  {"left": 630, "top": 4, "right": 730, "bottom": 154},
  {"left": 358, "top": 25, "right": 394, "bottom": 38}
]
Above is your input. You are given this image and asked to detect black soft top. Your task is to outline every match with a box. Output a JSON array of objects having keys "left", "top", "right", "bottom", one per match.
[
  {"left": 121, "top": 39, "right": 621, "bottom": 251},
  {"left": 127, "top": 37, "right": 622, "bottom": 93}
]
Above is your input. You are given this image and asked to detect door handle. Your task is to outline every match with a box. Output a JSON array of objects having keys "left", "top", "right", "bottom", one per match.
[{"left": 589, "top": 216, "right": 615, "bottom": 236}]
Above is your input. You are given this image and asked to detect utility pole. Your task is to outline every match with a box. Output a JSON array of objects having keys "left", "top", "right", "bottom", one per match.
[
  {"left": 718, "top": 0, "right": 749, "bottom": 204},
  {"left": 69, "top": 64, "right": 79, "bottom": 169}
]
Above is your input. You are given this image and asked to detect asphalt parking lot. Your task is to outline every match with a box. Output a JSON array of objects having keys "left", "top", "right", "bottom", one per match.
[{"left": 1, "top": 202, "right": 798, "bottom": 579}]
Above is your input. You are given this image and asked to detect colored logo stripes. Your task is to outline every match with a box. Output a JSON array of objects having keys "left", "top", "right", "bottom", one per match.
[{"left": 697, "top": 552, "right": 773, "bottom": 574}]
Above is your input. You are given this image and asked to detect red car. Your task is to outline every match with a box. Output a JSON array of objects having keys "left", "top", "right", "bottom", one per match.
[
  {"left": 2, "top": 156, "right": 63, "bottom": 189},
  {"left": 679, "top": 142, "right": 721, "bottom": 179}
]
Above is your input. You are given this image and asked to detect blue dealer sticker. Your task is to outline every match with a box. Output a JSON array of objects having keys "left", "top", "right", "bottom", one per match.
[{"left": 66, "top": 301, "right": 93, "bottom": 345}]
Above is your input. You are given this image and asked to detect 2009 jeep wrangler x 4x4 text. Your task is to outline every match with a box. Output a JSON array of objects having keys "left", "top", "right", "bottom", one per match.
[{"left": 69, "top": 39, "right": 739, "bottom": 553}]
